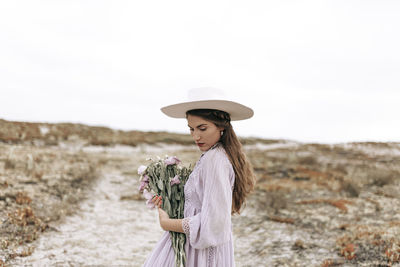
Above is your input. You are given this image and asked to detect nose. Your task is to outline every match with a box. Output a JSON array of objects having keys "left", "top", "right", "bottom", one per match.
[{"left": 192, "top": 132, "right": 201, "bottom": 141}]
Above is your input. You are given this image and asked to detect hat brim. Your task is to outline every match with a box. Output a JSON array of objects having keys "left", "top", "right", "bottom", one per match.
[{"left": 161, "top": 100, "right": 254, "bottom": 121}]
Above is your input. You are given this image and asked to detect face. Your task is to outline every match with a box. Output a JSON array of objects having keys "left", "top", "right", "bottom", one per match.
[{"left": 187, "top": 114, "right": 224, "bottom": 152}]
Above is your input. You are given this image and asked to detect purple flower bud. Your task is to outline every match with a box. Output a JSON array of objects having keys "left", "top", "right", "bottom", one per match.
[
  {"left": 164, "top": 156, "right": 181, "bottom": 166},
  {"left": 170, "top": 175, "right": 181, "bottom": 186},
  {"left": 138, "top": 181, "right": 147, "bottom": 192},
  {"left": 143, "top": 189, "right": 155, "bottom": 209},
  {"left": 137, "top": 165, "right": 147, "bottom": 175}
]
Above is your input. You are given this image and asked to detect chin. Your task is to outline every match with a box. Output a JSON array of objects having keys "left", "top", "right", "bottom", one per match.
[
  {"left": 196, "top": 144, "right": 209, "bottom": 151},
  {"left": 198, "top": 147, "right": 208, "bottom": 152}
]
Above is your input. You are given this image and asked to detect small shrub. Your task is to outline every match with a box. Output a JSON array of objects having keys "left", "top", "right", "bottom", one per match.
[
  {"left": 331, "top": 163, "right": 348, "bottom": 175},
  {"left": 341, "top": 179, "right": 360, "bottom": 197},
  {"left": 321, "top": 259, "right": 333, "bottom": 267},
  {"left": 4, "top": 158, "right": 15, "bottom": 169},
  {"left": 16, "top": 192, "right": 32, "bottom": 205},
  {"left": 340, "top": 243, "right": 356, "bottom": 260},
  {"left": 385, "top": 241, "right": 400, "bottom": 264},
  {"left": 256, "top": 191, "right": 287, "bottom": 214},
  {"left": 298, "top": 155, "right": 318, "bottom": 166},
  {"left": 292, "top": 239, "right": 306, "bottom": 250},
  {"left": 368, "top": 169, "right": 397, "bottom": 187},
  {"left": 34, "top": 170, "right": 44, "bottom": 180}
]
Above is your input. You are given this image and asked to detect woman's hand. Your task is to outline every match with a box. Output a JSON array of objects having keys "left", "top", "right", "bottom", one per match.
[
  {"left": 152, "top": 195, "right": 170, "bottom": 230},
  {"left": 158, "top": 208, "right": 170, "bottom": 231}
]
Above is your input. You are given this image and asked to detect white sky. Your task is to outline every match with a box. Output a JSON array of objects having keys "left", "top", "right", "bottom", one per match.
[{"left": 1, "top": 0, "right": 399, "bottom": 143}]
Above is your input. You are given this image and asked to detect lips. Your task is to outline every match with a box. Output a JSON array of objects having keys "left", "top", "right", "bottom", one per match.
[{"left": 197, "top": 143, "right": 205, "bottom": 147}]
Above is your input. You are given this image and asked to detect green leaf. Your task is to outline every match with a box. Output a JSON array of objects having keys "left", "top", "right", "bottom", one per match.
[
  {"left": 166, "top": 181, "right": 171, "bottom": 198},
  {"left": 157, "top": 178, "right": 164, "bottom": 190},
  {"left": 159, "top": 169, "right": 164, "bottom": 181},
  {"left": 164, "top": 196, "right": 172, "bottom": 215}
]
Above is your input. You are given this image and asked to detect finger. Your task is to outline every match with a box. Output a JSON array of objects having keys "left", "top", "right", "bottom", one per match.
[{"left": 152, "top": 195, "right": 161, "bottom": 204}]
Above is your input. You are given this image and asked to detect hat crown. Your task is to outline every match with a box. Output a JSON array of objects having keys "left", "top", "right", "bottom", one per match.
[{"left": 187, "top": 87, "right": 226, "bottom": 101}]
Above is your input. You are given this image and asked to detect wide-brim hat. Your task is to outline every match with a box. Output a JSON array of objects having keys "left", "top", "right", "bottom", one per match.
[{"left": 160, "top": 87, "right": 254, "bottom": 121}]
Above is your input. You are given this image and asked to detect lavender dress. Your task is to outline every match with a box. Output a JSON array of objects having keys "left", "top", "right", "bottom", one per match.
[{"left": 142, "top": 143, "right": 236, "bottom": 267}]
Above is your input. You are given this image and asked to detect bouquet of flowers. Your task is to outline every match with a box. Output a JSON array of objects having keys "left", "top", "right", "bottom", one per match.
[{"left": 138, "top": 156, "right": 192, "bottom": 267}]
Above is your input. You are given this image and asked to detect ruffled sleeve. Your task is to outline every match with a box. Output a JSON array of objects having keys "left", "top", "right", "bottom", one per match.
[{"left": 181, "top": 148, "right": 234, "bottom": 249}]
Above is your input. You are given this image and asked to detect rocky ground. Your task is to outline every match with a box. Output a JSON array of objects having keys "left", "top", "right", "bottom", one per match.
[
  {"left": 1, "top": 119, "right": 400, "bottom": 266},
  {"left": 236, "top": 142, "right": 400, "bottom": 267}
]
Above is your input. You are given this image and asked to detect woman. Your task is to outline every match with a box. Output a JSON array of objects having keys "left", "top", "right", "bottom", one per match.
[{"left": 143, "top": 88, "right": 256, "bottom": 267}]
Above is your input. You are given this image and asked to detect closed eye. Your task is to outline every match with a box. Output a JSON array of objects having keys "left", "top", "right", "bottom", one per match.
[
  {"left": 189, "top": 127, "right": 206, "bottom": 131},
  {"left": 188, "top": 124, "right": 208, "bottom": 132}
]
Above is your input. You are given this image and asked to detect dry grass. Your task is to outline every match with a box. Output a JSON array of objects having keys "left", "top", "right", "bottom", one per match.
[
  {"left": 0, "top": 118, "right": 281, "bottom": 147},
  {"left": 0, "top": 144, "right": 100, "bottom": 263},
  {"left": 335, "top": 223, "right": 400, "bottom": 265},
  {"left": 242, "top": 139, "right": 400, "bottom": 265},
  {"left": 268, "top": 215, "right": 295, "bottom": 224},
  {"left": 296, "top": 199, "right": 354, "bottom": 213}
]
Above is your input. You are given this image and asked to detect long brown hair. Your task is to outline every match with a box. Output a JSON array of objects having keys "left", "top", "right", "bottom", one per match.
[{"left": 186, "top": 109, "right": 256, "bottom": 215}]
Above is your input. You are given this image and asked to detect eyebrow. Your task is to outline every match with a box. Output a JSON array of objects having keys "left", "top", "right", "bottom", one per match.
[{"left": 187, "top": 124, "right": 208, "bottom": 128}]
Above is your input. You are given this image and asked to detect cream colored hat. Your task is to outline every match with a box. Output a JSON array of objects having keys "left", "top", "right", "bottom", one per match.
[{"left": 160, "top": 87, "right": 254, "bottom": 121}]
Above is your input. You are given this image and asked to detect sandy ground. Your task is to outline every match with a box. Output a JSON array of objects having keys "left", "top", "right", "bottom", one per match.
[{"left": 2, "top": 141, "right": 400, "bottom": 267}]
